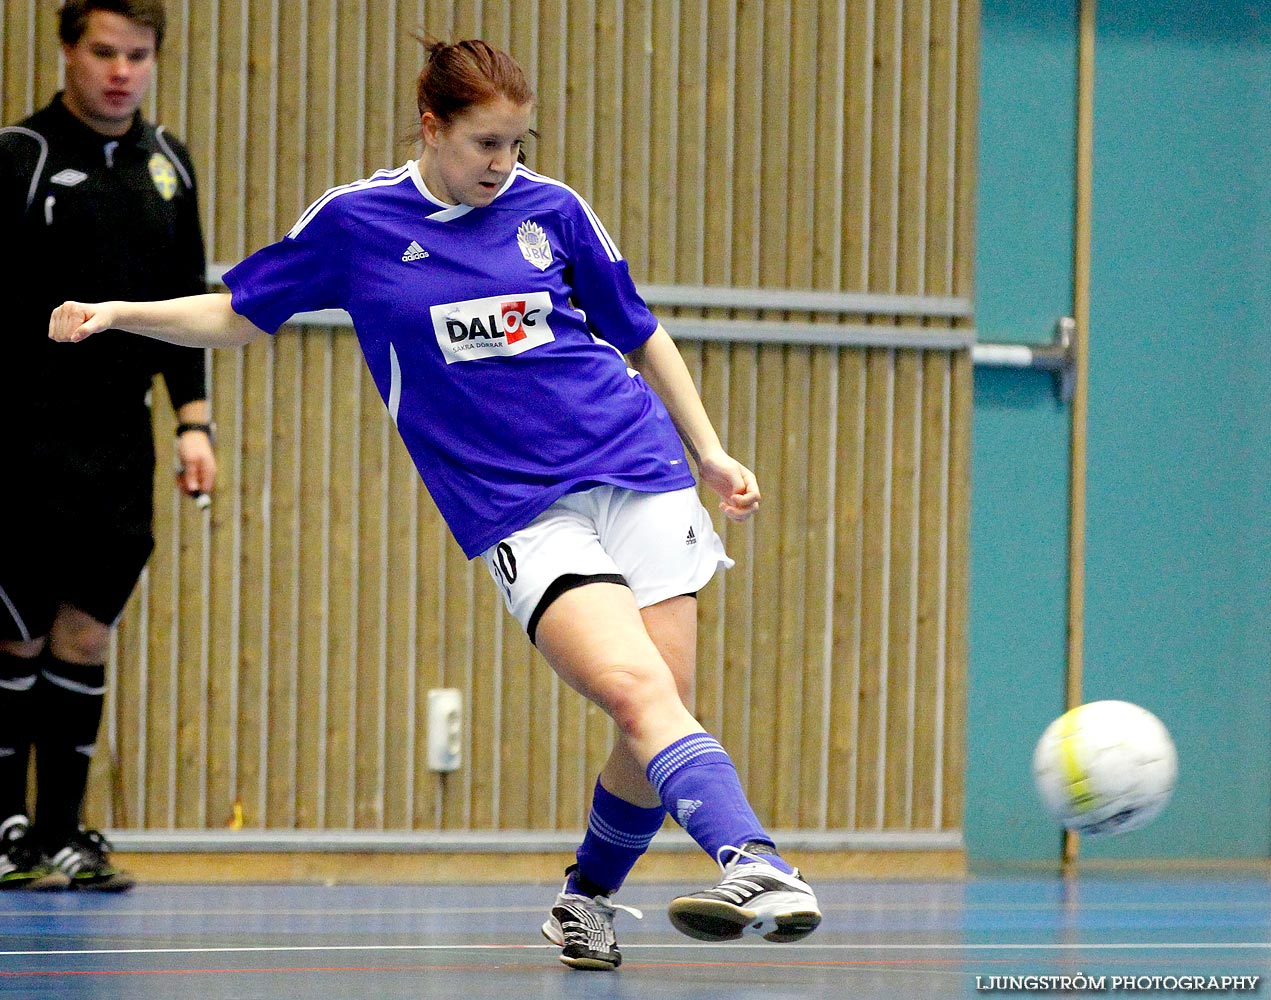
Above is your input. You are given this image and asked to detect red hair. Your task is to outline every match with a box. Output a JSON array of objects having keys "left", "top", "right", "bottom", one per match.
[{"left": 415, "top": 38, "right": 534, "bottom": 125}]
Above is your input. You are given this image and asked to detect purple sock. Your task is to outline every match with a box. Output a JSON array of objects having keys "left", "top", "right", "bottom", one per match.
[
  {"left": 569, "top": 778, "right": 666, "bottom": 896},
  {"left": 646, "top": 733, "right": 793, "bottom": 874}
]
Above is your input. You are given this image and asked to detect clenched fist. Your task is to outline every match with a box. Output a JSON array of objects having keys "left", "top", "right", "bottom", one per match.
[{"left": 49, "top": 300, "right": 115, "bottom": 342}]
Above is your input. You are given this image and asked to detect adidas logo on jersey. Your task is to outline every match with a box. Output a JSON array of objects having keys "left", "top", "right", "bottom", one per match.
[
  {"left": 402, "top": 240, "right": 430, "bottom": 262},
  {"left": 686, "top": 526, "right": 697, "bottom": 546}
]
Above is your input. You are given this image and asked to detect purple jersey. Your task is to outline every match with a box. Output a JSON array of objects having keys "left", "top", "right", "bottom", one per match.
[{"left": 224, "top": 161, "right": 695, "bottom": 558}]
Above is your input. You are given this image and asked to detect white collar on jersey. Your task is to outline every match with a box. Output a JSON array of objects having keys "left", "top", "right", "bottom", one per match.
[{"left": 407, "top": 159, "right": 517, "bottom": 222}]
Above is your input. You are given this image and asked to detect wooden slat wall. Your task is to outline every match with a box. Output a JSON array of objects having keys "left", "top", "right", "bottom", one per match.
[{"left": 2, "top": 0, "right": 976, "bottom": 839}]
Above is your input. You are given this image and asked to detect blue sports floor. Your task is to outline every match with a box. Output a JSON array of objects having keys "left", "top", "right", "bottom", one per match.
[{"left": 0, "top": 870, "right": 1267, "bottom": 998}]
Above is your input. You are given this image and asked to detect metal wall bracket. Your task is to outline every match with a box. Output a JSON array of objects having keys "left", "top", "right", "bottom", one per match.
[{"left": 971, "top": 317, "right": 1076, "bottom": 402}]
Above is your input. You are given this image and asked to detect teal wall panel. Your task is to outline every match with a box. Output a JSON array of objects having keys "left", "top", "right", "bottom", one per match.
[
  {"left": 971, "top": 0, "right": 1271, "bottom": 861},
  {"left": 969, "top": 0, "right": 1078, "bottom": 861}
]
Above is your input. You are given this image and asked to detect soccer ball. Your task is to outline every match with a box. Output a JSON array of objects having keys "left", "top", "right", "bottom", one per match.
[{"left": 1032, "top": 700, "right": 1177, "bottom": 837}]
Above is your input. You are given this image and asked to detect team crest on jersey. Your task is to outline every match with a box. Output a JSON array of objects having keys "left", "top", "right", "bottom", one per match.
[
  {"left": 148, "top": 152, "right": 178, "bottom": 200},
  {"left": 431, "top": 292, "right": 555, "bottom": 364},
  {"left": 516, "top": 220, "right": 553, "bottom": 271}
]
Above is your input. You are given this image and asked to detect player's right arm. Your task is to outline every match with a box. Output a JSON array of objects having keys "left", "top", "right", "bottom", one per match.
[{"left": 48, "top": 292, "right": 265, "bottom": 349}]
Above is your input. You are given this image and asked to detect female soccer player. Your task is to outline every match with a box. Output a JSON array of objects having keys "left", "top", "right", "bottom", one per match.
[{"left": 49, "top": 38, "right": 820, "bottom": 970}]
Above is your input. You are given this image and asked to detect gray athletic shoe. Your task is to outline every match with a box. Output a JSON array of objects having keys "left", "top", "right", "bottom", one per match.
[
  {"left": 668, "top": 844, "right": 821, "bottom": 943},
  {"left": 541, "top": 869, "right": 643, "bottom": 970}
]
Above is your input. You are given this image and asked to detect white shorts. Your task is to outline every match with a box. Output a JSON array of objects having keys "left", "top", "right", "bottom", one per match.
[{"left": 480, "top": 485, "right": 734, "bottom": 640}]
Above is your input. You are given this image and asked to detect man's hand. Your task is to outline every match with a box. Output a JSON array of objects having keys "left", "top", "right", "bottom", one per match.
[{"left": 176, "top": 430, "right": 217, "bottom": 500}]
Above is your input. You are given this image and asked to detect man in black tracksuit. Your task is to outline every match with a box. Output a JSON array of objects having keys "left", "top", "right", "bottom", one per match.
[{"left": 0, "top": 0, "right": 215, "bottom": 890}]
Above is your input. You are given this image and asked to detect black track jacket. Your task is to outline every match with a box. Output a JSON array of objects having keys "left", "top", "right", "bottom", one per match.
[{"left": 0, "top": 93, "right": 207, "bottom": 453}]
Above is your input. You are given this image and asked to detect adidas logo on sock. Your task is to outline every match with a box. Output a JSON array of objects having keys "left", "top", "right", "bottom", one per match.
[
  {"left": 685, "top": 526, "right": 697, "bottom": 546},
  {"left": 676, "top": 798, "right": 702, "bottom": 825},
  {"left": 402, "top": 240, "right": 430, "bottom": 262}
]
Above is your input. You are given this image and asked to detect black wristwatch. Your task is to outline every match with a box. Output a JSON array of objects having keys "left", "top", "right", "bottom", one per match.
[{"left": 176, "top": 421, "right": 216, "bottom": 445}]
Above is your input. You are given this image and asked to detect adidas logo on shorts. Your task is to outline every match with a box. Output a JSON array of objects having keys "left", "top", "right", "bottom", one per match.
[{"left": 685, "top": 526, "right": 697, "bottom": 546}]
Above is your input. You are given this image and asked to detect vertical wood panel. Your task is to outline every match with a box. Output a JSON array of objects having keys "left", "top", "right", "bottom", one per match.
[
  {"left": 801, "top": 348, "right": 836, "bottom": 825},
  {"left": 720, "top": 345, "right": 758, "bottom": 780},
  {"left": 884, "top": 351, "right": 920, "bottom": 828},
  {"left": 383, "top": 420, "right": 419, "bottom": 829},
  {"left": 898, "top": 0, "right": 932, "bottom": 295},
  {"left": 235, "top": 341, "right": 268, "bottom": 826},
  {"left": 748, "top": 345, "right": 786, "bottom": 822},
  {"left": 871, "top": 0, "right": 902, "bottom": 292},
  {"left": 1, "top": 3, "right": 33, "bottom": 124},
  {"left": 842, "top": 0, "right": 874, "bottom": 291},
  {"left": 205, "top": 349, "right": 242, "bottom": 828},
  {"left": 412, "top": 503, "right": 445, "bottom": 827},
  {"left": 265, "top": 335, "right": 300, "bottom": 826},
  {"left": 775, "top": 346, "right": 810, "bottom": 828},
  {"left": 467, "top": 564, "right": 500, "bottom": 830},
  {"left": 827, "top": 349, "right": 868, "bottom": 828},
  {"left": 646, "top": 0, "right": 679, "bottom": 283},
  {"left": 620, "top": 0, "right": 651, "bottom": 277},
  {"left": 913, "top": 352, "right": 950, "bottom": 828},
  {"left": 857, "top": 347, "right": 893, "bottom": 828},
  {"left": 726, "top": 0, "right": 758, "bottom": 286},
  {"left": 144, "top": 475, "right": 175, "bottom": 826},
  {"left": 675, "top": 1, "right": 707, "bottom": 284},
  {"left": 944, "top": 354, "right": 973, "bottom": 830},
  {"left": 927, "top": 0, "right": 957, "bottom": 295},
  {"left": 689, "top": 342, "right": 724, "bottom": 737}
]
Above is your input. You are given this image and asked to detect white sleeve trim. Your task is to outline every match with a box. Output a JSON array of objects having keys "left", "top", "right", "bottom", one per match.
[
  {"left": 511, "top": 164, "right": 622, "bottom": 262},
  {"left": 287, "top": 164, "right": 413, "bottom": 239},
  {"left": 387, "top": 342, "right": 402, "bottom": 425},
  {"left": 0, "top": 126, "right": 49, "bottom": 212},
  {"left": 154, "top": 126, "right": 194, "bottom": 189}
]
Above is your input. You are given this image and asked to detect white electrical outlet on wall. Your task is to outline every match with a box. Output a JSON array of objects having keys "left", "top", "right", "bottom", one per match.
[{"left": 426, "top": 688, "right": 463, "bottom": 773}]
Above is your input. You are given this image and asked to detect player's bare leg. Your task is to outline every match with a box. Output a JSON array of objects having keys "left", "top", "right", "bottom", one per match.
[
  {"left": 535, "top": 584, "right": 819, "bottom": 959},
  {"left": 594, "top": 594, "right": 698, "bottom": 808}
]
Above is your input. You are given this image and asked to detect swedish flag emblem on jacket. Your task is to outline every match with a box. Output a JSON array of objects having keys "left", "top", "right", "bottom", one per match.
[{"left": 148, "top": 152, "right": 177, "bottom": 200}]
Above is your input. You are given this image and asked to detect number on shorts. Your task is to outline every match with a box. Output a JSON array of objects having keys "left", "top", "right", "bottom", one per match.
[{"left": 492, "top": 542, "right": 518, "bottom": 589}]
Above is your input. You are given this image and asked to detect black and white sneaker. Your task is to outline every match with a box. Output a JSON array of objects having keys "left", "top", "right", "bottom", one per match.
[
  {"left": 47, "top": 828, "right": 135, "bottom": 892},
  {"left": 541, "top": 871, "right": 643, "bottom": 970},
  {"left": 0, "top": 816, "right": 69, "bottom": 891},
  {"left": 668, "top": 844, "right": 821, "bottom": 943}
]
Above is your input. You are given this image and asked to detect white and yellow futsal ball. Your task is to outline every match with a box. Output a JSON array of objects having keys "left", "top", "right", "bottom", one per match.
[{"left": 1032, "top": 700, "right": 1178, "bottom": 837}]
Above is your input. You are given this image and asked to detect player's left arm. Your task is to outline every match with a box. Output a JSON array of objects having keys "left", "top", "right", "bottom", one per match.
[{"left": 626, "top": 325, "right": 760, "bottom": 522}]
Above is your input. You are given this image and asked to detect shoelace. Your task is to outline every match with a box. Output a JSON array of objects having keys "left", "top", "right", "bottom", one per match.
[
  {"left": 556, "top": 894, "right": 643, "bottom": 949},
  {"left": 714, "top": 843, "right": 772, "bottom": 874},
  {"left": 565, "top": 894, "right": 643, "bottom": 923}
]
